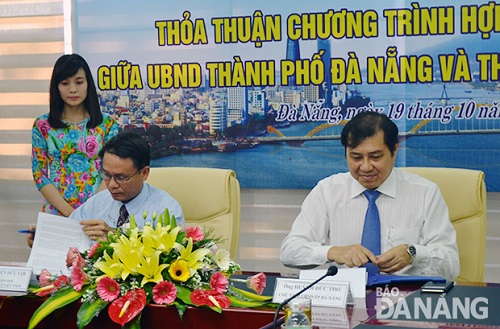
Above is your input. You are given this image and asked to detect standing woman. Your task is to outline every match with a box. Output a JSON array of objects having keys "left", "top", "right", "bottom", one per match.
[{"left": 31, "top": 54, "right": 119, "bottom": 217}]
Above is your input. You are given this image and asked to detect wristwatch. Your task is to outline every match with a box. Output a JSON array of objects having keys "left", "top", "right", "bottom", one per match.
[{"left": 407, "top": 244, "right": 416, "bottom": 263}]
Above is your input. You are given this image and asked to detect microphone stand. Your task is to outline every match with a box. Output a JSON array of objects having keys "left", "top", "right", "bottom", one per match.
[{"left": 272, "top": 266, "right": 338, "bottom": 329}]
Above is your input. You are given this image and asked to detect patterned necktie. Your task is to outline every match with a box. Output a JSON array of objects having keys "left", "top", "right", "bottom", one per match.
[
  {"left": 117, "top": 204, "right": 129, "bottom": 227},
  {"left": 361, "top": 190, "right": 381, "bottom": 274}
]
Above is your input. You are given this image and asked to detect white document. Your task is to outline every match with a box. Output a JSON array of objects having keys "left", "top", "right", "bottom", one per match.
[
  {"left": 26, "top": 212, "right": 92, "bottom": 276},
  {"left": 299, "top": 267, "right": 367, "bottom": 299}
]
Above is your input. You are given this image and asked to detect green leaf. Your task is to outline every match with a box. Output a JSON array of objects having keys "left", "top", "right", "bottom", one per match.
[
  {"left": 229, "top": 286, "right": 272, "bottom": 302},
  {"left": 227, "top": 295, "right": 271, "bottom": 308},
  {"left": 76, "top": 299, "right": 109, "bottom": 329},
  {"left": 174, "top": 301, "right": 187, "bottom": 318},
  {"left": 28, "top": 288, "right": 84, "bottom": 329},
  {"left": 212, "top": 305, "right": 223, "bottom": 313},
  {"left": 175, "top": 285, "right": 195, "bottom": 306}
]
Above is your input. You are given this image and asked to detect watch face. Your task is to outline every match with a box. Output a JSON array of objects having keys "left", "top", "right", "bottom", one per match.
[{"left": 409, "top": 245, "right": 416, "bottom": 256}]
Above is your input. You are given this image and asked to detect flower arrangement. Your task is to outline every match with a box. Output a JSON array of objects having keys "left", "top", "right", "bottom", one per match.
[{"left": 28, "top": 209, "right": 272, "bottom": 329}]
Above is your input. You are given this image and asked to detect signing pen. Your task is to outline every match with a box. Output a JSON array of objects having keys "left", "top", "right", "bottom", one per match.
[{"left": 18, "top": 229, "right": 35, "bottom": 234}]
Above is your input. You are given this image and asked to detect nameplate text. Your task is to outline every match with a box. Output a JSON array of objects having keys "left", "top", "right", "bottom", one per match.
[
  {"left": 0, "top": 266, "right": 32, "bottom": 292},
  {"left": 273, "top": 278, "right": 350, "bottom": 308}
]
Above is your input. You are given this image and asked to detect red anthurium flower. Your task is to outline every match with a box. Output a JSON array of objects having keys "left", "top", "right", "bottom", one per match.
[
  {"left": 54, "top": 275, "right": 70, "bottom": 288},
  {"left": 108, "top": 289, "right": 147, "bottom": 326},
  {"left": 190, "top": 289, "right": 231, "bottom": 309},
  {"left": 35, "top": 285, "right": 56, "bottom": 297},
  {"left": 34, "top": 275, "right": 69, "bottom": 297}
]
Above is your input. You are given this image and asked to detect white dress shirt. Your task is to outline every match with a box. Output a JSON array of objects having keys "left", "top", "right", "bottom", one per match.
[
  {"left": 71, "top": 182, "right": 185, "bottom": 227},
  {"left": 280, "top": 168, "right": 460, "bottom": 280}
]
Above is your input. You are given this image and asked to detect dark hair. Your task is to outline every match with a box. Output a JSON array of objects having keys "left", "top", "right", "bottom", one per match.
[
  {"left": 98, "top": 130, "right": 150, "bottom": 169},
  {"left": 48, "top": 54, "right": 103, "bottom": 128},
  {"left": 340, "top": 111, "right": 399, "bottom": 155}
]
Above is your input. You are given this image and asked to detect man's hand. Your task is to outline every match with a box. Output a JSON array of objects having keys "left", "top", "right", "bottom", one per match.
[
  {"left": 377, "top": 244, "right": 412, "bottom": 273},
  {"left": 327, "top": 244, "right": 378, "bottom": 268},
  {"left": 80, "top": 220, "right": 114, "bottom": 241}
]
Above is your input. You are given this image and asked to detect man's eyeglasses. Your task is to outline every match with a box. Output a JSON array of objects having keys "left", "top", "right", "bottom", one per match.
[{"left": 100, "top": 169, "right": 142, "bottom": 184}]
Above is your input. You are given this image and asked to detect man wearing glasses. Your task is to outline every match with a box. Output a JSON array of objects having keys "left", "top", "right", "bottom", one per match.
[
  {"left": 73, "top": 129, "right": 185, "bottom": 241},
  {"left": 26, "top": 130, "right": 184, "bottom": 246}
]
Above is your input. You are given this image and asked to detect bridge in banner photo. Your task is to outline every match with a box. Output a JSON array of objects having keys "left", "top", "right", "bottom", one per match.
[{"left": 255, "top": 111, "right": 500, "bottom": 145}]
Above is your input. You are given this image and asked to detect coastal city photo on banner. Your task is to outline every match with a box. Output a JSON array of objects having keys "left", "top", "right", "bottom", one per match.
[{"left": 74, "top": 0, "right": 500, "bottom": 190}]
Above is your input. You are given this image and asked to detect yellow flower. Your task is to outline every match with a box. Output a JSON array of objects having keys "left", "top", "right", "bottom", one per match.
[
  {"left": 113, "top": 247, "right": 142, "bottom": 280},
  {"left": 142, "top": 223, "right": 181, "bottom": 254},
  {"left": 136, "top": 250, "right": 169, "bottom": 286},
  {"left": 94, "top": 250, "right": 124, "bottom": 279},
  {"left": 113, "top": 228, "right": 143, "bottom": 254},
  {"left": 103, "top": 228, "right": 169, "bottom": 286},
  {"left": 178, "top": 238, "right": 211, "bottom": 273},
  {"left": 108, "top": 230, "right": 149, "bottom": 279},
  {"left": 168, "top": 259, "right": 191, "bottom": 282},
  {"left": 139, "top": 225, "right": 160, "bottom": 257}
]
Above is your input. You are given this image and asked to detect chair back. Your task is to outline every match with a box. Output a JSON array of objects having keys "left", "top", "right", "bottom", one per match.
[
  {"left": 147, "top": 167, "right": 241, "bottom": 258},
  {"left": 401, "top": 167, "right": 487, "bottom": 282}
]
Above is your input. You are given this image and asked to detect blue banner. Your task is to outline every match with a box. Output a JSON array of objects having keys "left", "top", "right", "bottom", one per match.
[{"left": 75, "top": 0, "right": 500, "bottom": 190}]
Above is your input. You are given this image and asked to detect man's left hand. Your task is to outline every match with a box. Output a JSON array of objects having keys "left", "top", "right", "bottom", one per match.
[{"left": 376, "top": 244, "right": 412, "bottom": 273}]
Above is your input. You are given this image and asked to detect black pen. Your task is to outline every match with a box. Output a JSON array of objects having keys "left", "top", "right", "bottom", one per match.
[{"left": 18, "top": 229, "right": 35, "bottom": 234}]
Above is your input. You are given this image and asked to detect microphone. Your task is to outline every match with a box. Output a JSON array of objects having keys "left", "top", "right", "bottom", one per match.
[{"left": 272, "top": 265, "right": 338, "bottom": 329}]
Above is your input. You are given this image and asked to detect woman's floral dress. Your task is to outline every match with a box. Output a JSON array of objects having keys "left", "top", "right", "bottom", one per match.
[{"left": 31, "top": 113, "right": 119, "bottom": 215}]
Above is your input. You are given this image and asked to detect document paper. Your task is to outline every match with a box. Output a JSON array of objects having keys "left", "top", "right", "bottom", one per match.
[{"left": 26, "top": 212, "right": 92, "bottom": 276}]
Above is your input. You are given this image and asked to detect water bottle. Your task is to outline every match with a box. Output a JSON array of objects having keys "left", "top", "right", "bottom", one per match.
[{"left": 284, "top": 299, "right": 312, "bottom": 329}]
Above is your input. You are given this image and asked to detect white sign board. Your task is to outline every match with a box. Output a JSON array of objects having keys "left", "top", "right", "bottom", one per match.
[
  {"left": 273, "top": 278, "right": 351, "bottom": 308},
  {"left": 299, "top": 267, "right": 367, "bottom": 298},
  {"left": 0, "top": 266, "right": 32, "bottom": 293}
]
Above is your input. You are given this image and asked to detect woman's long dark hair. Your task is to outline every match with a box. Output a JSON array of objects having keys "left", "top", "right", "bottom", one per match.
[{"left": 48, "top": 54, "right": 103, "bottom": 128}]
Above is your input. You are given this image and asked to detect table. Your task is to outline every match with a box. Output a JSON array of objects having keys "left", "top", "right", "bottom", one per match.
[
  {"left": 1, "top": 280, "right": 498, "bottom": 329},
  {"left": 355, "top": 282, "right": 500, "bottom": 329},
  {"left": 0, "top": 294, "right": 277, "bottom": 329},
  {"left": 260, "top": 281, "right": 500, "bottom": 329},
  {"left": 0, "top": 276, "right": 373, "bottom": 329}
]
